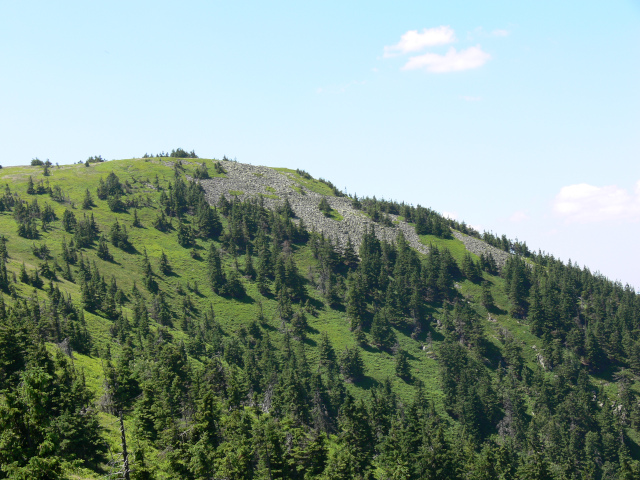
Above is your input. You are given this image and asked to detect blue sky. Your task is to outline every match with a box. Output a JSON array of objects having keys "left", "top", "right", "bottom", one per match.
[{"left": 1, "top": 1, "right": 639, "bottom": 287}]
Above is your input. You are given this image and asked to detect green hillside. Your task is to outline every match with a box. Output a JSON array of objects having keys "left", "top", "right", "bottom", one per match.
[{"left": 0, "top": 156, "right": 639, "bottom": 479}]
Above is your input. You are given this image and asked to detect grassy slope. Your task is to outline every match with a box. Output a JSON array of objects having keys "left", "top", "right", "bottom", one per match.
[{"left": 1, "top": 158, "right": 635, "bottom": 476}]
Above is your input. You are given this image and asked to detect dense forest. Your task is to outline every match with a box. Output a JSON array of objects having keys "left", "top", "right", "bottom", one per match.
[{"left": 0, "top": 156, "right": 639, "bottom": 479}]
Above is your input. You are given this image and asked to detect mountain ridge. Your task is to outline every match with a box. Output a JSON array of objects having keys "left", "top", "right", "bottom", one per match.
[{"left": 0, "top": 155, "right": 638, "bottom": 479}]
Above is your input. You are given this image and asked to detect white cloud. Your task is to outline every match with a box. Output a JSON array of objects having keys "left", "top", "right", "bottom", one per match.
[
  {"left": 460, "top": 95, "right": 482, "bottom": 102},
  {"left": 492, "top": 29, "right": 509, "bottom": 37},
  {"left": 383, "top": 26, "right": 455, "bottom": 57},
  {"left": 553, "top": 181, "right": 640, "bottom": 222},
  {"left": 442, "top": 211, "right": 457, "bottom": 220},
  {"left": 402, "top": 46, "right": 491, "bottom": 73}
]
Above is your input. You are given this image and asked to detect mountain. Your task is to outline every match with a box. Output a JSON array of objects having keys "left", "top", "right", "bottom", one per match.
[{"left": 0, "top": 155, "right": 639, "bottom": 479}]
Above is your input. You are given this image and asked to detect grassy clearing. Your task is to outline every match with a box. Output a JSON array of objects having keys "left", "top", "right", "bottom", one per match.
[
  {"left": 272, "top": 167, "right": 337, "bottom": 196},
  {"left": 324, "top": 209, "right": 344, "bottom": 222},
  {"left": 259, "top": 193, "right": 279, "bottom": 200},
  {"left": 418, "top": 233, "right": 479, "bottom": 263}
]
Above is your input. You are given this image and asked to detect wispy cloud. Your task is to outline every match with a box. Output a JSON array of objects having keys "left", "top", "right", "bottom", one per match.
[
  {"left": 553, "top": 181, "right": 640, "bottom": 222},
  {"left": 460, "top": 95, "right": 482, "bottom": 102},
  {"left": 442, "top": 211, "right": 457, "bottom": 220},
  {"left": 402, "top": 46, "right": 491, "bottom": 73},
  {"left": 383, "top": 26, "right": 455, "bottom": 57}
]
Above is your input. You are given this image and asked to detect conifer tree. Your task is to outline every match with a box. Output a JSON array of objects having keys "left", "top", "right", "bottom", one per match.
[
  {"left": 26, "top": 176, "right": 35, "bottom": 195},
  {"left": 481, "top": 281, "right": 494, "bottom": 309},
  {"left": 159, "top": 251, "right": 171, "bottom": 275},
  {"left": 371, "top": 308, "right": 396, "bottom": 350},
  {"left": 291, "top": 309, "right": 308, "bottom": 340},
  {"left": 244, "top": 246, "right": 256, "bottom": 279},
  {"left": 19, "top": 262, "right": 29, "bottom": 284},
  {"left": 82, "top": 188, "right": 93, "bottom": 209},
  {"left": 318, "top": 332, "right": 337, "bottom": 373},
  {"left": 395, "top": 348, "right": 411, "bottom": 379},
  {"left": 177, "top": 219, "right": 194, "bottom": 247},
  {"left": 339, "top": 347, "right": 365, "bottom": 382},
  {"left": 346, "top": 271, "right": 367, "bottom": 331},
  {"left": 97, "top": 235, "right": 112, "bottom": 261},
  {"left": 141, "top": 248, "right": 156, "bottom": 292},
  {"left": 132, "top": 208, "right": 142, "bottom": 227},
  {"left": 224, "top": 269, "right": 245, "bottom": 298},
  {"left": 62, "top": 209, "right": 77, "bottom": 233},
  {"left": 207, "top": 243, "right": 226, "bottom": 294}
]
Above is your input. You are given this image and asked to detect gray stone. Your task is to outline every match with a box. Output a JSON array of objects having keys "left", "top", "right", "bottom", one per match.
[{"left": 196, "top": 161, "right": 509, "bottom": 266}]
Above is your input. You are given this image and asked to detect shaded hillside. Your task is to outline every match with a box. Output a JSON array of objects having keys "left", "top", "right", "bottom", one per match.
[{"left": 0, "top": 156, "right": 639, "bottom": 479}]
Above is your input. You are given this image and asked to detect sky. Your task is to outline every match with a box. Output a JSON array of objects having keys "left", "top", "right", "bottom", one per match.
[{"left": 1, "top": 1, "right": 639, "bottom": 288}]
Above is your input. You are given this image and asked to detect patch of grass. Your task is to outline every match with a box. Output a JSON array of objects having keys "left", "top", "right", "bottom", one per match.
[
  {"left": 325, "top": 209, "right": 343, "bottom": 221},
  {"left": 272, "top": 167, "right": 336, "bottom": 196},
  {"left": 265, "top": 186, "right": 276, "bottom": 193},
  {"left": 228, "top": 190, "right": 244, "bottom": 196},
  {"left": 418, "top": 233, "right": 479, "bottom": 263}
]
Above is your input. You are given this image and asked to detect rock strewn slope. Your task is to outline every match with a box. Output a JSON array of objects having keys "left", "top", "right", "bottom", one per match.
[
  {"left": 198, "top": 161, "right": 508, "bottom": 265},
  {"left": 452, "top": 231, "right": 510, "bottom": 268}
]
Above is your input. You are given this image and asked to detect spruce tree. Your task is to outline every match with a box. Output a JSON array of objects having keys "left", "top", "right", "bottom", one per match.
[
  {"left": 395, "top": 348, "right": 411, "bottom": 379},
  {"left": 132, "top": 208, "right": 141, "bottom": 227},
  {"left": 371, "top": 308, "right": 396, "bottom": 350},
  {"left": 82, "top": 189, "right": 93, "bottom": 209},
  {"left": 159, "top": 251, "right": 171, "bottom": 275},
  {"left": 481, "top": 281, "right": 494, "bottom": 309},
  {"left": 96, "top": 235, "right": 112, "bottom": 261},
  {"left": 291, "top": 309, "right": 308, "bottom": 340},
  {"left": 207, "top": 243, "right": 226, "bottom": 294},
  {"left": 346, "top": 271, "right": 367, "bottom": 331},
  {"left": 339, "top": 347, "right": 365, "bottom": 382},
  {"left": 141, "top": 248, "right": 156, "bottom": 292}
]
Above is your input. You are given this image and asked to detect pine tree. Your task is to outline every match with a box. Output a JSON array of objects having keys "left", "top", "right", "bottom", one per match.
[
  {"left": 371, "top": 308, "right": 396, "bottom": 350},
  {"left": 343, "top": 236, "right": 358, "bottom": 269},
  {"left": 132, "top": 208, "right": 142, "bottom": 227},
  {"left": 176, "top": 219, "right": 194, "bottom": 247},
  {"left": 481, "top": 281, "right": 494, "bottom": 308},
  {"left": 26, "top": 176, "right": 35, "bottom": 195},
  {"left": 339, "top": 347, "right": 365, "bottom": 382},
  {"left": 318, "top": 197, "right": 332, "bottom": 216},
  {"left": 318, "top": 332, "right": 337, "bottom": 372},
  {"left": 62, "top": 209, "right": 77, "bottom": 233},
  {"left": 291, "top": 309, "right": 308, "bottom": 341},
  {"left": 528, "top": 280, "right": 545, "bottom": 336},
  {"left": 82, "top": 188, "right": 93, "bottom": 209},
  {"left": 19, "top": 262, "right": 29, "bottom": 284},
  {"left": 207, "top": 243, "right": 226, "bottom": 294},
  {"left": 159, "top": 251, "right": 171, "bottom": 275},
  {"left": 244, "top": 247, "right": 256, "bottom": 279},
  {"left": 141, "top": 248, "right": 156, "bottom": 292},
  {"left": 96, "top": 235, "right": 112, "bottom": 261},
  {"left": 395, "top": 348, "right": 411, "bottom": 379},
  {"left": 346, "top": 271, "right": 367, "bottom": 331}
]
